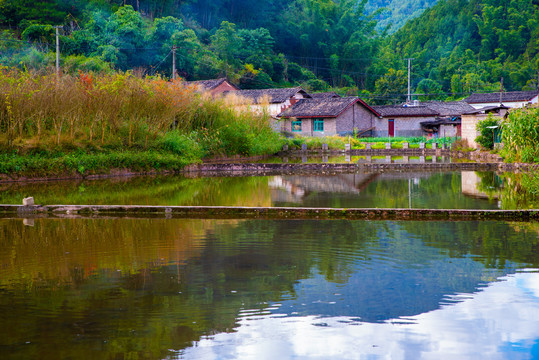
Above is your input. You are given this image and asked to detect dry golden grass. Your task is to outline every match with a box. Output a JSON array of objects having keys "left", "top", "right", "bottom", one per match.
[{"left": 0, "top": 68, "right": 273, "bottom": 150}]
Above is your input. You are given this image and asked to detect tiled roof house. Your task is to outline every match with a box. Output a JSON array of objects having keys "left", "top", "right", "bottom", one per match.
[
  {"left": 278, "top": 97, "right": 380, "bottom": 136},
  {"left": 226, "top": 87, "right": 311, "bottom": 116},
  {"left": 464, "top": 90, "right": 539, "bottom": 109}
]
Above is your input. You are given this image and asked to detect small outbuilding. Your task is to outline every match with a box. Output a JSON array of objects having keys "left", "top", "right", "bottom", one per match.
[
  {"left": 278, "top": 97, "right": 380, "bottom": 137},
  {"left": 461, "top": 105, "right": 509, "bottom": 148}
]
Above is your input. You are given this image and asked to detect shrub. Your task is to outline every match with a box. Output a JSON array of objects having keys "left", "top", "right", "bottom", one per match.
[
  {"left": 158, "top": 132, "right": 203, "bottom": 159},
  {"left": 476, "top": 115, "right": 500, "bottom": 150}
]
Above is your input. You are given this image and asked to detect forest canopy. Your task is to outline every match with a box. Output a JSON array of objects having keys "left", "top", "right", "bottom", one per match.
[{"left": 1, "top": 0, "right": 539, "bottom": 103}]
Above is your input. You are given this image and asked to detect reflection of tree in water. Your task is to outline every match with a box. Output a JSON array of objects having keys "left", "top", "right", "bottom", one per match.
[
  {"left": 474, "top": 171, "right": 539, "bottom": 209},
  {"left": 1, "top": 219, "right": 539, "bottom": 359},
  {"left": 0, "top": 175, "right": 273, "bottom": 207},
  {"left": 399, "top": 220, "right": 539, "bottom": 269}
]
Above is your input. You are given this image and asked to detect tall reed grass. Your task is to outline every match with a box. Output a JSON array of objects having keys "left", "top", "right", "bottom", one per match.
[
  {"left": 501, "top": 107, "right": 539, "bottom": 163},
  {"left": 0, "top": 67, "right": 283, "bottom": 160}
]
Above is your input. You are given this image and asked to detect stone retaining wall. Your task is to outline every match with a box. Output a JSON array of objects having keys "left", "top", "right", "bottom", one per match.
[
  {"left": 1, "top": 204, "right": 538, "bottom": 221},
  {"left": 182, "top": 162, "right": 524, "bottom": 176}
]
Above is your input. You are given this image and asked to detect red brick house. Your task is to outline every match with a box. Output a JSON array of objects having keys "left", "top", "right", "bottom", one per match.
[{"left": 184, "top": 78, "right": 239, "bottom": 96}]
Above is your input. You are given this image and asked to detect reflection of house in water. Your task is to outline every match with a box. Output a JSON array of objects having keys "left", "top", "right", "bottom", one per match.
[
  {"left": 268, "top": 174, "right": 379, "bottom": 203},
  {"left": 461, "top": 171, "right": 499, "bottom": 200}
]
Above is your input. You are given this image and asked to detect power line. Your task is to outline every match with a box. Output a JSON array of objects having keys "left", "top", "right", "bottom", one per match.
[{"left": 149, "top": 49, "right": 173, "bottom": 76}]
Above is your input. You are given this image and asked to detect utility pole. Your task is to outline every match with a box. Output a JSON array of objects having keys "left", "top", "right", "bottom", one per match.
[
  {"left": 54, "top": 26, "right": 62, "bottom": 76},
  {"left": 499, "top": 77, "right": 504, "bottom": 106},
  {"left": 172, "top": 45, "right": 176, "bottom": 80},
  {"left": 405, "top": 58, "right": 414, "bottom": 104}
]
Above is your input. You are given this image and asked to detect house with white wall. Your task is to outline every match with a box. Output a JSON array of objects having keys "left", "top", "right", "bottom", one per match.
[
  {"left": 464, "top": 91, "right": 539, "bottom": 109},
  {"left": 225, "top": 87, "right": 311, "bottom": 117}
]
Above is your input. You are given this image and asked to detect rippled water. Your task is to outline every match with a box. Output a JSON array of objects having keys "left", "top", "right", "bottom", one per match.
[
  {"left": 1, "top": 218, "right": 539, "bottom": 359},
  {"left": 0, "top": 171, "right": 509, "bottom": 209}
]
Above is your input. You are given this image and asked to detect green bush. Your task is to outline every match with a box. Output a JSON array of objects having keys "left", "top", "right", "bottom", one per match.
[
  {"left": 159, "top": 132, "right": 203, "bottom": 159},
  {"left": 476, "top": 115, "right": 500, "bottom": 150}
]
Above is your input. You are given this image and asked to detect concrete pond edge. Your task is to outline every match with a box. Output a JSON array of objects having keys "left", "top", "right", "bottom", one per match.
[{"left": 2, "top": 205, "right": 539, "bottom": 222}]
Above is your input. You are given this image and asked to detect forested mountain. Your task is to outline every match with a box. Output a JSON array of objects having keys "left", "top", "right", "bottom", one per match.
[
  {"left": 1, "top": 0, "right": 539, "bottom": 103},
  {"left": 366, "top": 0, "right": 439, "bottom": 33},
  {"left": 376, "top": 0, "right": 539, "bottom": 100}
]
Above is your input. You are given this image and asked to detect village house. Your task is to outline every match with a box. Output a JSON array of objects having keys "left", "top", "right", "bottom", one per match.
[
  {"left": 371, "top": 103, "right": 439, "bottom": 137},
  {"left": 184, "top": 78, "right": 239, "bottom": 96},
  {"left": 464, "top": 90, "right": 539, "bottom": 109},
  {"left": 461, "top": 105, "right": 509, "bottom": 148},
  {"left": 278, "top": 97, "right": 380, "bottom": 136},
  {"left": 225, "top": 87, "right": 311, "bottom": 117}
]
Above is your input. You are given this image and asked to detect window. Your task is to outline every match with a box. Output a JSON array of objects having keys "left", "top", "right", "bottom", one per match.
[
  {"left": 313, "top": 118, "right": 324, "bottom": 132},
  {"left": 292, "top": 120, "right": 302, "bottom": 132}
]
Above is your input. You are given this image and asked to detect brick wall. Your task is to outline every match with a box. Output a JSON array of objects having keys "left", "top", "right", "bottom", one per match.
[
  {"left": 211, "top": 81, "right": 238, "bottom": 96},
  {"left": 461, "top": 114, "right": 482, "bottom": 148},
  {"left": 336, "top": 103, "right": 376, "bottom": 135}
]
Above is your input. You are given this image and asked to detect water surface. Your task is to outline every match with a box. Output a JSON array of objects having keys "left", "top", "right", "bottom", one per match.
[
  {"left": 0, "top": 171, "right": 510, "bottom": 209},
  {"left": 1, "top": 218, "right": 539, "bottom": 359}
]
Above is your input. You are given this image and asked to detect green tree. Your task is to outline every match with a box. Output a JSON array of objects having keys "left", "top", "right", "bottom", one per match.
[
  {"left": 416, "top": 78, "right": 445, "bottom": 100},
  {"left": 211, "top": 21, "right": 241, "bottom": 75},
  {"left": 374, "top": 68, "right": 407, "bottom": 104}
]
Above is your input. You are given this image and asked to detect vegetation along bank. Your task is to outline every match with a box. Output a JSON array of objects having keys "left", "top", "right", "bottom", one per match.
[{"left": 0, "top": 68, "right": 285, "bottom": 179}]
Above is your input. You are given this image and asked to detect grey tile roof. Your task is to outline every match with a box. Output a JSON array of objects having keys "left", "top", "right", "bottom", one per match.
[
  {"left": 226, "top": 87, "right": 310, "bottom": 104},
  {"left": 372, "top": 104, "right": 439, "bottom": 117},
  {"left": 464, "top": 91, "right": 539, "bottom": 104},
  {"left": 423, "top": 101, "right": 475, "bottom": 117},
  {"left": 278, "top": 97, "right": 375, "bottom": 118}
]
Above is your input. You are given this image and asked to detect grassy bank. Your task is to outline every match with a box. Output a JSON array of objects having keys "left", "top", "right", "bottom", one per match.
[{"left": 0, "top": 68, "right": 285, "bottom": 178}]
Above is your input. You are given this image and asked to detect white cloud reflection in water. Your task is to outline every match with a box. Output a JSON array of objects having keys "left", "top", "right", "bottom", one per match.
[{"left": 179, "top": 270, "right": 539, "bottom": 360}]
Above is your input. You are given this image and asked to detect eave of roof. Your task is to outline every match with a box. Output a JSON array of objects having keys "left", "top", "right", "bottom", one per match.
[{"left": 463, "top": 105, "right": 510, "bottom": 115}]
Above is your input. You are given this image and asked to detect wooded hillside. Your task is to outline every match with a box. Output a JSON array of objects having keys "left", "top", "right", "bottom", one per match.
[{"left": 1, "top": 0, "right": 538, "bottom": 103}]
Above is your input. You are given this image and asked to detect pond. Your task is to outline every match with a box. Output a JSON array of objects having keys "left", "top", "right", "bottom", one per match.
[
  {"left": 0, "top": 170, "right": 523, "bottom": 209},
  {"left": 1, "top": 218, "right": 539, "bottom": 359}
]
